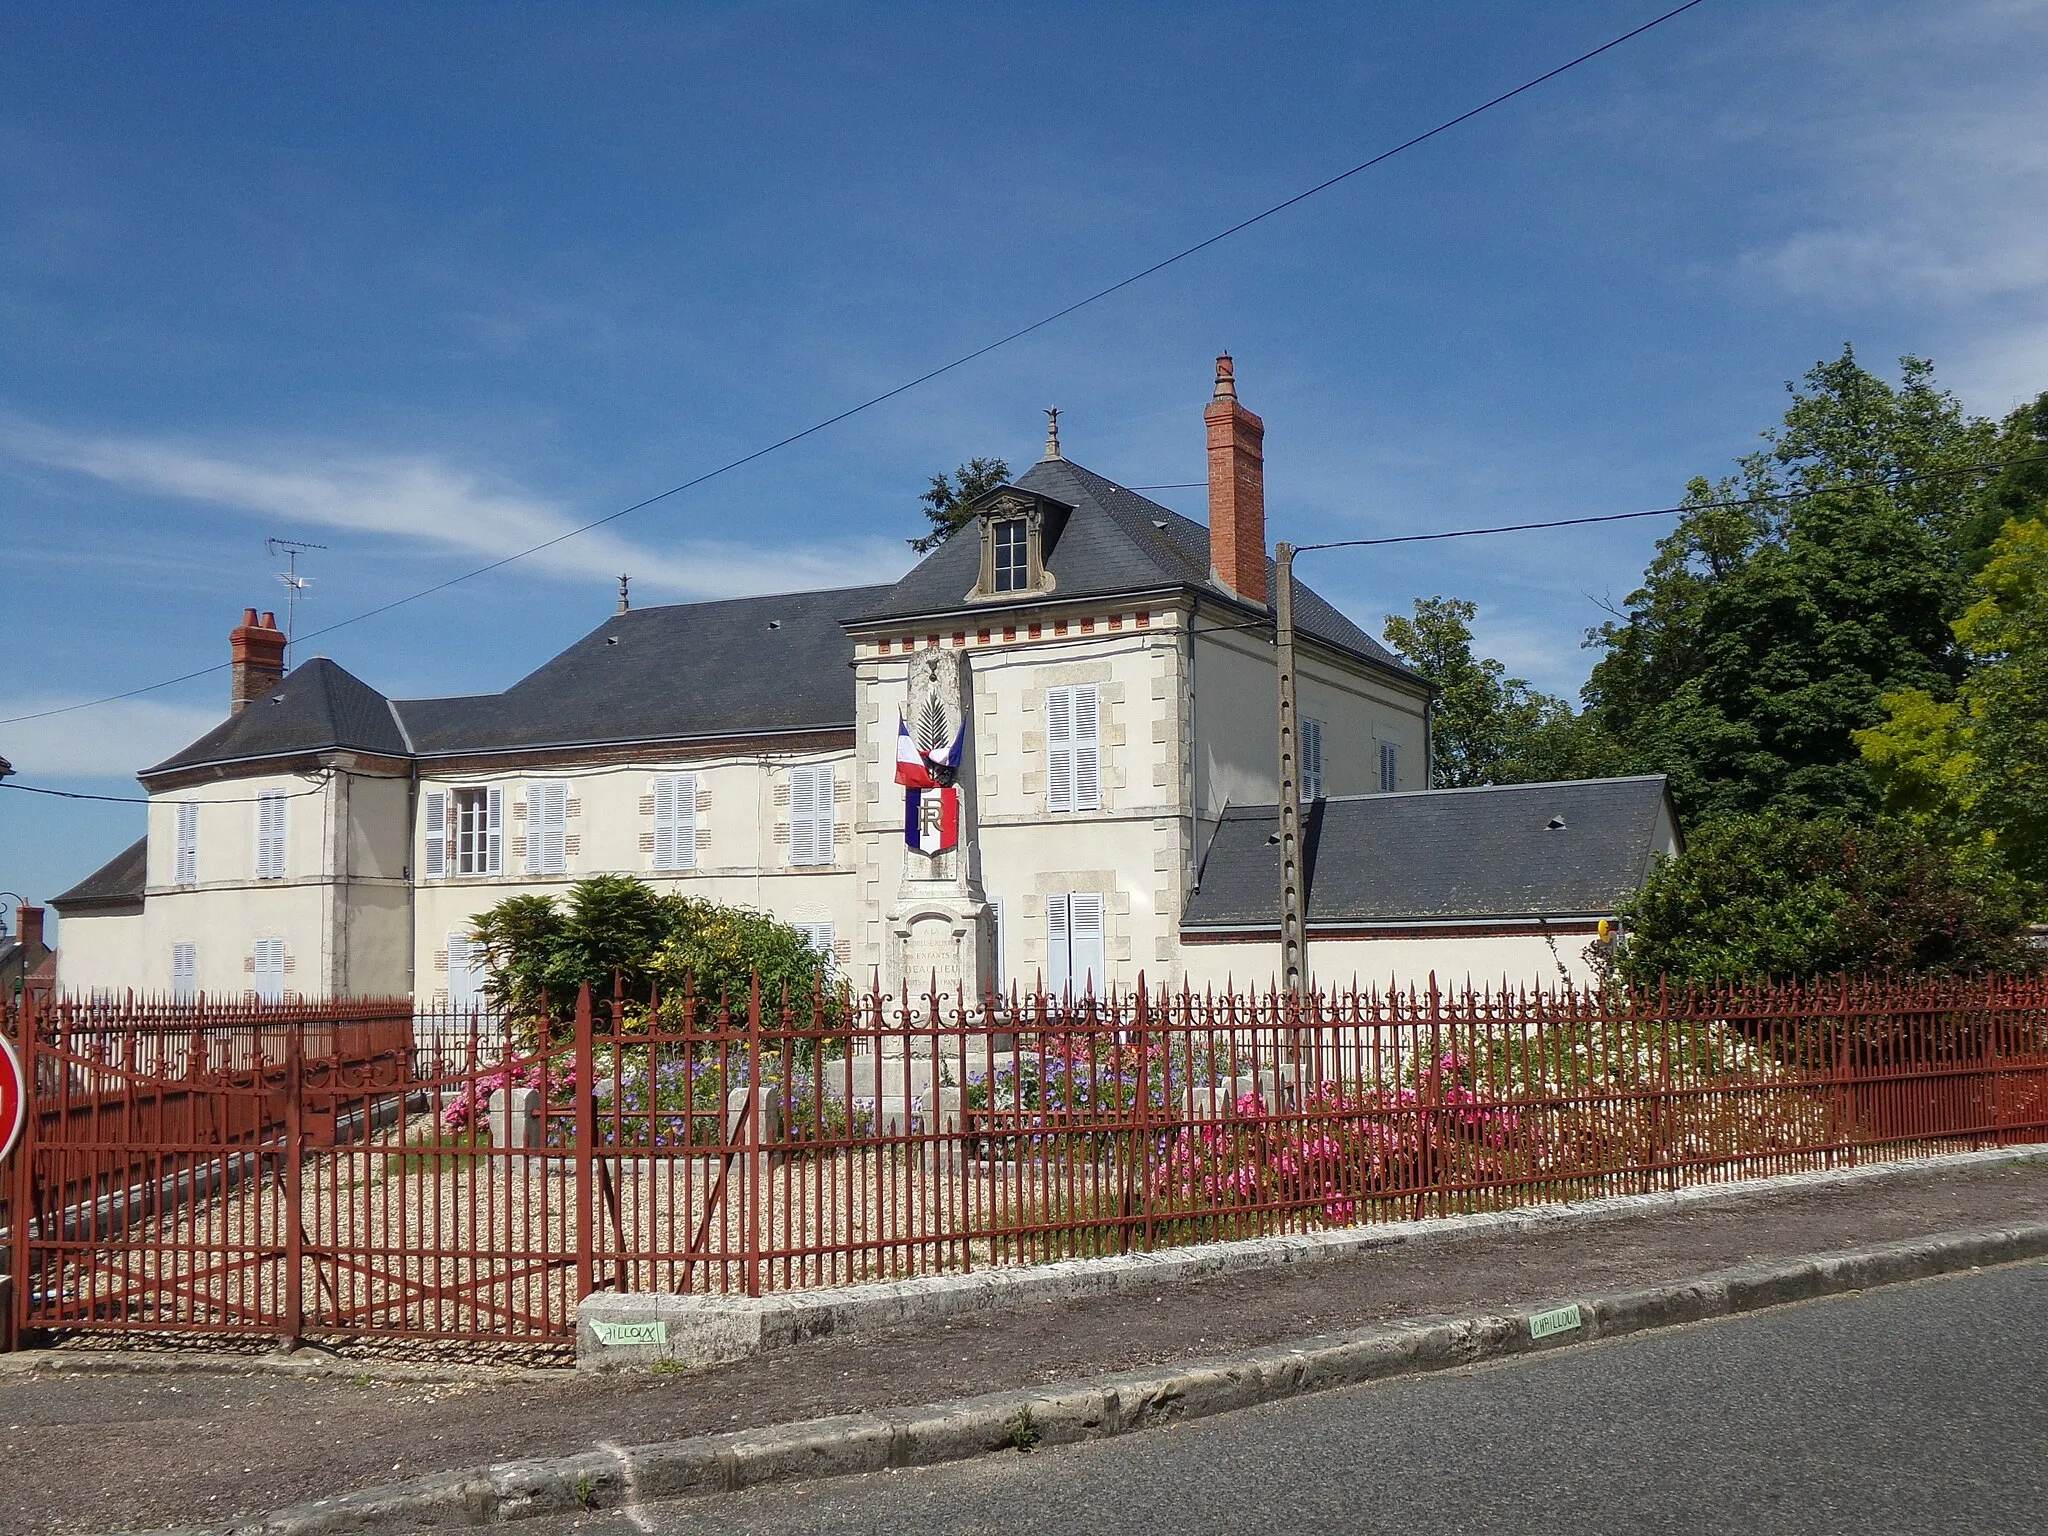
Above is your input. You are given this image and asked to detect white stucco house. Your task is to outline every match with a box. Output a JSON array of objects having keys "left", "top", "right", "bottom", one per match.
[{"left": 52, "top": 359, "right": 1678, "bottom": 1004}]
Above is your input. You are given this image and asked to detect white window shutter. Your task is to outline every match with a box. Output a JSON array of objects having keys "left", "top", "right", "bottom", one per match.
[
  {"left": 811, "top": 764, "right": 835, "bottom": 864},
  {"left": 1045, "top": 893, "right": 1071, "bottom": 996},
  {"left": 175, "top": 802, "right": 199, "bottom": 884},
  {"left": 523, "top": 785, "right": 543, "bottom": 875},
  {"left": 1071, "top": 685, "right": 1100, "bottom": 811},
  {"left": 654, "top": 773, "right": 697, "bottom": 870},
  {"left": 255, "top": 792, "right": 286, "bottom": 880},
  {"left": 789, "top": 767, "right": 816, "bottom": 866},
  {"left": 1301, "top": 718, "right": 1324, "bottom": 801},
  {"left": 172, "top": 942, "right": 197, "bottom": 1000},
  {"left": 448, "top": 933, "right": 479, "bottom": 1011},
  {"left": 1380, "top": 741, "right": 1398, "bottom": 793},
  {"left": 795, "top": 921, "right": 835, "bottom": 973},
  {"left": 487, "top": 785, "right": 506, "bottom": 874},
  {"left": 1069, "top": 892, "right": 1105, "bottom": 995},
  {"left": 1045, "top": 687, "right": 1074, "bottom": 812},
  {"left": 423, "top": 790, "right": 447, "bottom": 879},
  {"left": 253, "top": 938, "right": 286, "bottom": 1002}
]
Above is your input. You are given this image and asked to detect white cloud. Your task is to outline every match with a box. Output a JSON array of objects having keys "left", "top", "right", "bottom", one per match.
[
  {"left": 1734, "top": 1, "right": 2048, "bottom": 409},
  {"left": 0, "top": 421, "right": 914, "bottom": 601},
  {"left": 0, "top": 697, "right": 224, "bottom": 781}
]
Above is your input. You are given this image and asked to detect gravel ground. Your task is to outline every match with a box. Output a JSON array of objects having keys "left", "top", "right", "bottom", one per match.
[{"left": 4, "top": 1155, "right": 2047, "bottom": 1536}]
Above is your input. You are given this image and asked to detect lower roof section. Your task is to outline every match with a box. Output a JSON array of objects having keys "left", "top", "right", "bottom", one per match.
[
  {"left": 51, "top": 836, "right": 148, "bottom": 914},
  {"left": 1182, "top": 777, "right": 1678, "bottom": 931}
]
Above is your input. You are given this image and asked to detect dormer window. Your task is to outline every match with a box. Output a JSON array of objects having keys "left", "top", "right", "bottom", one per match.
[
  {"left": 992, "top": 518, "right": 1030, "bottom": 592},
  {"left": 969, "top": 488, "right": 1066, "bottom": 601}
]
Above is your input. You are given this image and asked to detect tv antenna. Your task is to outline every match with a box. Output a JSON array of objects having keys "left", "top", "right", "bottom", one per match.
[{"left": 266, "top": 537, "right": 328, "bottom": 661}]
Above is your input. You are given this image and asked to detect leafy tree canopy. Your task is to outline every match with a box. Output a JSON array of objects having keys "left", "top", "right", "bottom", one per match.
[
  {"left": 1381, "top": 597, "right": 1589, "bottom": 787},
  {"left": 466, "top": 875, "right": 836, "bottom": 1024},
  {"left": 1859, "top": 515, "right": 2048, "bottom": 907},
  {"left": 1582, "top": 347, "right": 2001, "bottom": 825},
  {"left": 909, "top": 457, "right": 1011, "bottom": 554},
  {"left": 1613, "top": 813, "right": 2034, "bottom": 987}
]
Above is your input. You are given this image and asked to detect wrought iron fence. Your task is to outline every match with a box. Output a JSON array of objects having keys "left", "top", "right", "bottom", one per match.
[{"left": 6, "top": 974, "right": 2047, "bottom": 1352}]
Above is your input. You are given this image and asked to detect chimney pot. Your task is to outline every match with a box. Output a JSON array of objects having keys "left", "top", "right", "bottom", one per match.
[
  {"left": 1203, "top": 353, "right": 1267, "bottom": 605},
  {"left": 230, "top": 604, "right": 289, "bottom": 714}
]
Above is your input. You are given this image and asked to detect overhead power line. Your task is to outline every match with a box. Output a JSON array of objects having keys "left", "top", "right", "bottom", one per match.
[
  {"left": 1294, "top": 453, "right": 2048, "bottom": 553},
  {"left": 0, "top": 777, "right": 333, "bottom": 806},
  {"left": 0, "top": 2, "right": 1712, "bottom": 732}
]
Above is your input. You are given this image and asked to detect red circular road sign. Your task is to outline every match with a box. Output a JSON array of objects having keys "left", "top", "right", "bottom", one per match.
[{"left": 0, "top": 1033, "right": 23, "bottom": 1164}]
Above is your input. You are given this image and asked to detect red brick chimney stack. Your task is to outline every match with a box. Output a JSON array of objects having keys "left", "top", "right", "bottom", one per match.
[
  {"left": 1204, "top": 353, "right": 1267, "bottom": 605},
  {"left": 16, "top": 903, "right": 44, "bottom": 955},
  {"left": 230, "top": 607, "right": 287, "bottom": 714}
]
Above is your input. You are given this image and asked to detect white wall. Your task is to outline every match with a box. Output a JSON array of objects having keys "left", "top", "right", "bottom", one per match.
[
  {"left": 1181, "top": 926, "right": 1612, "bottom": 996},
  {"left": 411, "top": 751, "right": 862, "bottom": 1005}
]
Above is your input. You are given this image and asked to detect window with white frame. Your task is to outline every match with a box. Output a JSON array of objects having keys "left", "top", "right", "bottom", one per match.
[
  {"left": 252, "top": 937, "right": 286, "bottom": 1003},
  {"left": 454, "top": 786, "right": 505, "bottom": 875},
  {"left": 254, "top": 791, "right": 287, "bottom": 880},
  {"left": 1379, "top": 741, "right": 1399, "bottom": 793},
  {"left": 1300, "top": 717, "right": 1325, "bottom": 801},
  {"left": 175, "top": 801, "right": 200, "bottom": 884},
  {"left": 524, "top": 782, "right": 565, "bottom": 875},
  {"left": 1045, "top": 892, "right": 1105, "bottom": 998},
  {"left": 172, "top": 942, "right": 197, "bottom": 1000},
  {"left": 788, "top": 764, "right": 835, "bottom": 867},
  {"left": 1044, "top": 684, "right": 1101, "bottom": 813},
  {"left": 992, "top": 519, "right": 1030, "bottom": 592},
  {"left": 652, "top": 773, "right": 698, "bottom": 871},
  {"left": 447, "top": 932, "right": 484, "bottom": 1013}
]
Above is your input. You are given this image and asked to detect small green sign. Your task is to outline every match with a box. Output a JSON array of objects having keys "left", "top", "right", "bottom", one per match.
[
  {"left": 590, "top": 1319, "right": 668, "bottom": 1348},
  {"left": 1528, "top": 1304, "right": 1583, "bottom": 1340}
]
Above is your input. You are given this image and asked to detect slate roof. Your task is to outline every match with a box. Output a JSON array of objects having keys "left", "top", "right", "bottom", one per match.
[
  {"left": 52, "top": 836, "right": 149, "bottom": 912},
  {"left": 854, "top": 456, "right": 1415, "bottom": 677},
  {"left": 1182, "top": 777, "right": 1677, "bottom": 929},
  {"left": 393, "top": 585, "right": 893, "bottom": 755},
  {"left": 144, "top": 657, "right": 407, "bottom": 778}
]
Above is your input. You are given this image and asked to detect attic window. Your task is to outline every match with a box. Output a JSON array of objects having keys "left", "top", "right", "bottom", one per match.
[
  {"left": 1547, "top": 815, "right": 1567, "bottom": 831},
  {"left": 969, "top": 489, "right": 1060, "bottom": 601},
  {"left": 992, "top": 519, "right": 1029, "bottom": 592}
]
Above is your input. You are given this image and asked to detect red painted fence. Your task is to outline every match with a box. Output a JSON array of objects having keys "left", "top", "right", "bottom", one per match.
[{"left": 5, "top": 974, "right": 2046, "bottom": 1354}]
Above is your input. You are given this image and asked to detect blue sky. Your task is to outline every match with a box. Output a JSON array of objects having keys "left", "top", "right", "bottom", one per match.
[{"left": 4, "top": 0, "right": 2046, "bottom": 937}]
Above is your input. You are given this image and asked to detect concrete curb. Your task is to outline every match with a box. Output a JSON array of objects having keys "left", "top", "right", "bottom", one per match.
[
  {"left": 0, "top": 1349, "right": 567, "bottom": 1384},
  {"left": 144, "top": 1217, "right": 2048, "bottom": 1535},
  {"left": 578, "top": 1143, "right": 2048, "bottom": 1369}
]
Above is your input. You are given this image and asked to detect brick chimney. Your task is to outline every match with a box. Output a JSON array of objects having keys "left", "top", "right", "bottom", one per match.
[
  {"left": 230, "top": 608, "right": 287, "bottom": 714},
  {"left": 15, "top": 903, "right": 44, "bottom": 956},
  {"left": 1204, "top": 353, "right": 1267, "bottom": 605}
]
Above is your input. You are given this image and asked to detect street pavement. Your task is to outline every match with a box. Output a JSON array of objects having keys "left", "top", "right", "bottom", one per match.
[{"left": 537, "top": 1262, "right": 2048, "bottom": 1535}]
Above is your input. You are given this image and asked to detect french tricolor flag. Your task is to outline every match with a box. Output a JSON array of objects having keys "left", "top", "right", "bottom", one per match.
[{"left": 897, "top": 716, "right": 965, "bottom": 852}]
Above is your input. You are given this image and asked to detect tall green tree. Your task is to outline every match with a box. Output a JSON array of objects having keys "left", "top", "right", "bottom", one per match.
[
  {"left": 1381, "top": 596, "right": 1596, "bottom": 786},
  {"left": 909, "top": 457, "right": 1011, "bottom": 553},
  {"left": 1858, "top": 515, "right": 2048, "bottom": 906},
  {"left": 1582, "top": 347, "right": 1998, "bottom": 824}
]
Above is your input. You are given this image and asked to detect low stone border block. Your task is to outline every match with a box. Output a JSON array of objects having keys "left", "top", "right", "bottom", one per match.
[{"left": 578, "top": 1142, "right": 2048, "bottom": 1371}]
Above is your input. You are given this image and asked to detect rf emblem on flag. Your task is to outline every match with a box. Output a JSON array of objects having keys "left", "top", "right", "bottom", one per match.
[{"left": 897, "top": 694, "right": 964, "bottom": 854}]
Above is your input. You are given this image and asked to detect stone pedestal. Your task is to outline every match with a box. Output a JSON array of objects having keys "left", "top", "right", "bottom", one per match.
[{"left": 882, "top": 644, "right": 993, "bottom": 1010}]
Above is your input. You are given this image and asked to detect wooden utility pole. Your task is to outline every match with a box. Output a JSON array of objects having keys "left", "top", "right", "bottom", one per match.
[{"left": 1274, "top": 542, "right": 1306, "bottom": 997}]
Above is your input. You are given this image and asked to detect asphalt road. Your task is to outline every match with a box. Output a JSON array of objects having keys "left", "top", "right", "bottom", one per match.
[{"left": 537, "top": 1262, "right": 2048, "bottom": 1535}]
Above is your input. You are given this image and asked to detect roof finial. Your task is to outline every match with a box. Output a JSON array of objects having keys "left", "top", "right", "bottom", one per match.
[
  {"left": 1043, "top": 405, "right": 1062, "bottom": 460},
  {"left": 1212, "top": 353, "right": 1236, "bottom": 401},
  {"left": 617, "top": 573, "right": 630, "bottom": 614}
]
